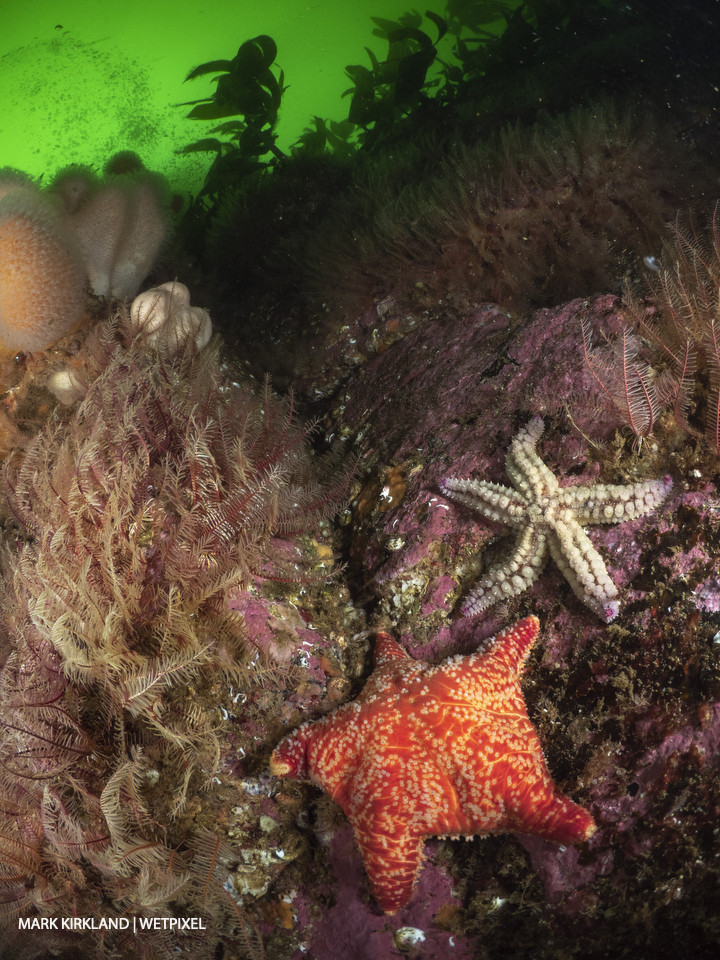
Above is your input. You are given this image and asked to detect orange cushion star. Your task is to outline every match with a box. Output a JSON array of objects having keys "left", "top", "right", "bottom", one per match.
[{"left": 270, "top": 615, "right": 596, "bottom": 913}]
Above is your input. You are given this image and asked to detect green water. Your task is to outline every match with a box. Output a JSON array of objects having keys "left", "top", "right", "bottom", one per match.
[{"left": 0, "top": 0, "right": 461, "bottom": 195}]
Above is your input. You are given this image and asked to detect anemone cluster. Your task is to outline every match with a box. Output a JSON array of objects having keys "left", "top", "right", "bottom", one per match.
[{"left": 0, "top": 153, "right": 169, "bottom": 355}]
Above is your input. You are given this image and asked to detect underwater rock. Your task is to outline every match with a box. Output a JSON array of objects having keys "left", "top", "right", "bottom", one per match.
[
  {"left": 203, "top": 106, "right": 712, "bottom": 399},
  {"left": 328, "top": 294, "right": 718, "bottom": 649},
  {"left": 267, "top": 290, "right": 720, "bottom": 958}
]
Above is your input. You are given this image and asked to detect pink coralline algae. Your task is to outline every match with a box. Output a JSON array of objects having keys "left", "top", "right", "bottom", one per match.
[
  {"left": 278, "top": 825, "right": 479, "bottom": 960},
  {"left": 328, "top": 295, "right": 687, "bottom": 647}
]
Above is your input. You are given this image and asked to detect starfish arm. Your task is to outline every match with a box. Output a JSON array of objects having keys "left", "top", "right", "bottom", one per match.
[
  {"left": 462, "top": 526, "right": 548, "bottom": 616},
  {"left": 547, "top": 519, "right": 620, "bottom": 621},
  {"left": 352, "top": 817, "right": 425, "bottom": 913},
  {"left": 420, "top": 617, "right": 540, "bottom": 755},
  {"left": 520, "top": 789, "right": 597, "bottom": 844},
  {"left": 270, "top": 720, "right": 316, "bottom": 779},
  {"left": 348, "top": 754, "right": 433, "bottom": 913},
  {"left": 373, "top": 631, "right": 413, "bottom": 666},
  {"left": 469, "top": 614, "right": 541, "bottom": 678},
  {"left": 558, "top": 475, "right": 673, "bottom": 525},
  {"left": 505, "top": 417, "right": 559, "bottom": 499},
  {"left": 441, "top": 477, "right": 528, "bottom": 525},
  {"left": 271, "top": 706, "right": 366, "bottom": 789},
  {"left": 449, "top": 712, "right": 596, "bottom": 843},
  {"left": 500, "top": 754, "right": 597, "bottom": 843}
]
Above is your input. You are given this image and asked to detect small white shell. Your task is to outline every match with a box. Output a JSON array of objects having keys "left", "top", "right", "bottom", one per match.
[{"left": 393, "top": 927, "right": 426, "bottom": 949}]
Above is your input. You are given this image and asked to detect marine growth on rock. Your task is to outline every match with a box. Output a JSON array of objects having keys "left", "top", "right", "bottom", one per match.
[{"left": 0, "top": 332, "right": 345, "bottom": 957}]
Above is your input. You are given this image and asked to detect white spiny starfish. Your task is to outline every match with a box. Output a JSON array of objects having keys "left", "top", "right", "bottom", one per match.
[{"left": 441, "top": 418, "right": 672, "bottom": 621}]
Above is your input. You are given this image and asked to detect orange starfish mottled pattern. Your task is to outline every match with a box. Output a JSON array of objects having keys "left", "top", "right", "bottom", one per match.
[{"left": 270, "top": 615, "right": 596, "bottom": 913}]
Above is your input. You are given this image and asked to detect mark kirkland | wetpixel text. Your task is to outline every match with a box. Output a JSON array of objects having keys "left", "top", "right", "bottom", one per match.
[{"left": 18, "top": 916, "right": 208, "bottom": 931}]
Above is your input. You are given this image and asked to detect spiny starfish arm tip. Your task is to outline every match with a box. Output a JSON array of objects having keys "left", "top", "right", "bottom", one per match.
[
  {"left": 566, "top": 474, "right": 673, "bottom": 525},
  {"left": 548, "top": 521, "right": 621, "bottom": 621},
  {"left": 461, "top": 527, "right": 548, "bottom": 615},
  {"left": 506, "top": 416, "right": 559, "bottom": 497},
  {"left": 440, "top": 476, "right": 528, "bottom": 525}
]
